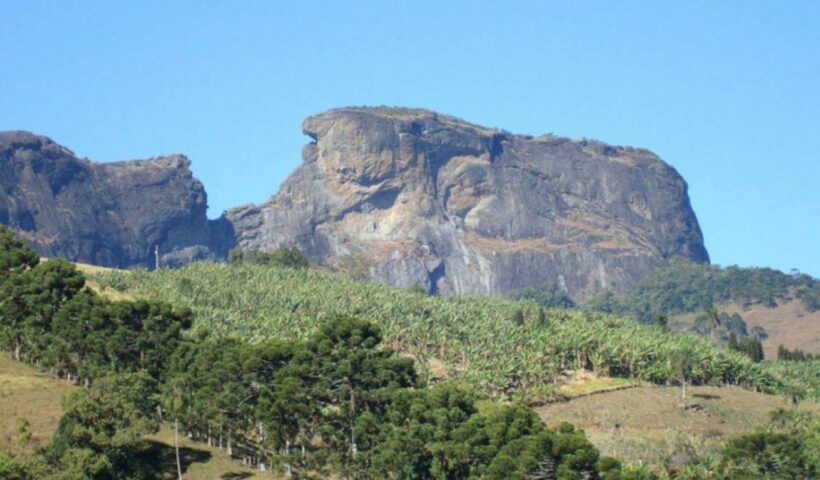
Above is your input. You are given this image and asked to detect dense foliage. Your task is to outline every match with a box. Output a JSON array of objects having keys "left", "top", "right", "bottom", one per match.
[
  {"left": 714, "top": 409, "right": 819, "bottom": 479},
  {"left": 0, "top": 226, "right": 636, "bottom": 478},
  {"left": 0, "top": 254, "right": 190, "bottom": 384},
  {"left": 92, "top": 262, "right": 805, "bottom": 400},
  {"left": 3, "top": 226, "right": 819, "bottom": 478},
  {"left": 43, "top": 372, "right": 161, "bottom": 480},
  {"left": 777, "top": 345, "right": 816, "bottom": 361},
  {"left": 762, "top": 360, "right": 820, "bottom": 402},
  {"left": 727, "top": 333, "right": 764, "bottom": 363},
  {"left": 228, "top": 246, "right": 309, "bottom": 270},
  {"left": 585, "top": 259, "right": 820, "bottom": 322},
  {"left": 509, "top": 281, "right": 576, "bottom": 309}
]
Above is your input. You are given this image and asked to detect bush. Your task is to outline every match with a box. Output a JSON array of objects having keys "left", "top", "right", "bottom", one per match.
[
  {"left": 228, "top": 246, "right": 309, "bottom": 269},
  {"left": 509, "top": 281, "right": 575, "bottom": 309}
]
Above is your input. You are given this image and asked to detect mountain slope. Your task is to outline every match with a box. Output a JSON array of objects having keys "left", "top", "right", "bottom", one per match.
[{"left": 584, "top": 259, "right": 820, "bottom": 355}]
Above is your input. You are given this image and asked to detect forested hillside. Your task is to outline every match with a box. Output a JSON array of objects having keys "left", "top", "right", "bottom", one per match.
[
  {"left": 585, "top": 259, "right": 820, "bottom": 321},
  {"left": 0, "top": 227, "right": 618, "bottom": 479},
  {"left": 580, "top": 259, "right": 820, "bottom": 357},
  {"left": 2, "top": 228, "right": 820, "bottom": 479},
  {"left": 91, "top": 262, "right": 808, "bottom": 401}
]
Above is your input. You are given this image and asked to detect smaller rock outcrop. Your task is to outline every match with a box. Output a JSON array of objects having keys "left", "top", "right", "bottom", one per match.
[{"left": 0, "top": 131, "right": 231, "bottom": 268}]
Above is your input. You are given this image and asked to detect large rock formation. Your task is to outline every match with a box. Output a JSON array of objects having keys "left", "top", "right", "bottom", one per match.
[
  {"left": 0, "top": 108, "right": 708, "bottom": 296},
  {"left": 226, "top": 107, "right": 708, "bottom": 297},
  {"left": 0, "top": 131, "right": 231, "bottom": 268}
]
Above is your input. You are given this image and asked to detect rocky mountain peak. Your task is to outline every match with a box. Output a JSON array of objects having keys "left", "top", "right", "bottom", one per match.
[
  {"left": 0, "top": 109, "right": 708, "bottom": 297},
  {"left": 0, "top": 132, "right": 231, "bottom": 268},
  {"left": 226, "top": 107, "right": 708, "bottom": 297}
]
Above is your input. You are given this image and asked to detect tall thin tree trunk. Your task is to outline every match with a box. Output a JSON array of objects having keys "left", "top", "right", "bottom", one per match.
[
  {"left": 174, "top": 418, "right": 183, "bottom": 480},
  {"left": 285, "top": 439, "right": 292, "bottom": 477},
  {"left": 350, "top": 391, "right": 357, "bottom": 456}
]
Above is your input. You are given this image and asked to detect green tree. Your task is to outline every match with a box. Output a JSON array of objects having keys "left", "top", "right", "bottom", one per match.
[
  {"left": 671, "top": 348, "right": 695, "bottom": 401},
  {"left": 0, "top": 450, "right": 28, "bottom": 480},
  {"left": 299, "top": 317, "right": 417, "bottom": 474},
  {"left": 0, "top": 226, "right": 39, "bottom": 273},
  {"left": 228, "top": 247, "right": 309, "bottom": 269},
  {"left": 510, "top": 282, "right": 576, "bottom": 309},
  {"left": 46, "top": 372, "right": 160, "bottom": 480}
]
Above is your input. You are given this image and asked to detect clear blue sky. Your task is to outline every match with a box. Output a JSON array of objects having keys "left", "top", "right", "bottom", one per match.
[{"left": 2, "top": 1, "right": 818, "bottom": 276}]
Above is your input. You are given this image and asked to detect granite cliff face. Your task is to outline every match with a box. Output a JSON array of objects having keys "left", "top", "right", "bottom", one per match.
[
  {"left": 0, "top": 131, "right": 231, "bottom": 268},
  {"left": 0, "top": 109, "right": 708, "bottom": 296},
  {"left": 226, "top": 108, "right": 708, "bottom": 297}
]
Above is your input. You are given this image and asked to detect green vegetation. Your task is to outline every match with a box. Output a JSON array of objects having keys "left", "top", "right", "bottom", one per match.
[
  {"left": 0, "top": 354, "right": 266, "bottom": 479},
  {"left": 713, "top": 409, "right": 819, "bottom": 479},
  {"left": 586, "top": 259, "right": 820, "bottom": 322},
  {"left": 727, "top": 333, "right": 764, "bottom": 363},
  {"left": 3, "top": 226, "right": 820, "bottom": 478},
  {"left": 691, "top": 310, "right": 748, "bottom": 343},
  {"left": 777, "top": 345, "right": 816, "bottom": 361},
  {"left": 510, "top": 281, "right": 576, "bottom": 309},
  {"left": 228, "top": 247, "right": 309, "bottom": 270},
  {"left": 43, "top": 372, "right": 161, "bottom": 479},
  {"left": 762, "top": 360, "right": 820, "bottom": 402},
  {"left": 796, "top": 285, "right": 820, "bottom": 311},
  {"left": 92, "top": 262, "right": 798, "bottom": 400},
  {"left": 0, "top": 226, "right": 640, "bottom": 478}
]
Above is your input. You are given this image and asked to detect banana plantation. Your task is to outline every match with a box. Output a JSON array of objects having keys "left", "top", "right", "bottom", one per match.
[{"left": 92, "top": 263, "right": 811, "bottom": 400}]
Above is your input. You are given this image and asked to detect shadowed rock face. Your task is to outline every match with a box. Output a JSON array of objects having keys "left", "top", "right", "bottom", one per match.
[
  {"left": 0, "top": 131, "right": 232, "bottom": 268},
  {"left": 225, "top": 107, "right": 709, "bottom": 297}
]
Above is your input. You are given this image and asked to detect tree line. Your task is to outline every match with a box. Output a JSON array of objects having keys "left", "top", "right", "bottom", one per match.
[
  {"left": 585, "top": 258, "right": 820, "bottom": 323},
  {"left": 777, "top": 345, "right": 816, "bottom": 362}
]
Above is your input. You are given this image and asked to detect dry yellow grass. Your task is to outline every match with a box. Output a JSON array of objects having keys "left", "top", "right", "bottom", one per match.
[
  {"left": 672, "top": 299, "right": 820, "bottom": 358},
  {"left": 0, "top": 354, "right": 73, "bottom": 456},
  {"left": 537, "top": 385, "right": 820, "bottom": 466},
  {"left": 0, "top": 355, "right": 283, "bottom": 477},
  {"left": 84, "top": 279, "right": 135, "bottom": 302},
  {"left": 557, "top": 373, "right": 636, "bottom": 398},
  {"left": 39, "top": 257, "right": 134, "bottom": 301}
]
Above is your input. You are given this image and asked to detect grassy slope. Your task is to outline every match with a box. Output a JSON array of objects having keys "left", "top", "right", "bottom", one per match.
[
  {"left": 0, "top": 354, "right": 269, "bottom": 479},
  {"left": 672, "top": 299, "right": 820, "bottom": 358},
  {"left": 4, "top": 352, "right": 815, "bottom": 474},
  {"left": 588, "top": 259, "right": 820, "bottom": 357},
  {"left": 0, "top": 354, "right": 72, "bottom": 456},
  {"left": 537, "top": 385, "right": 820, "bottom": 466}
]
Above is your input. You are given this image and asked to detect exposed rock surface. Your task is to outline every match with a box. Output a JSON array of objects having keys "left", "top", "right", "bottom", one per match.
[
  {"left": 225, "top": 107, "right": 709, "bottom": 297},
  {"left": 0, "top": 109, "right": 708, "bottom": 296},
  {"left": 0, "top": 131, "right": 232, "bottom": 268}
]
